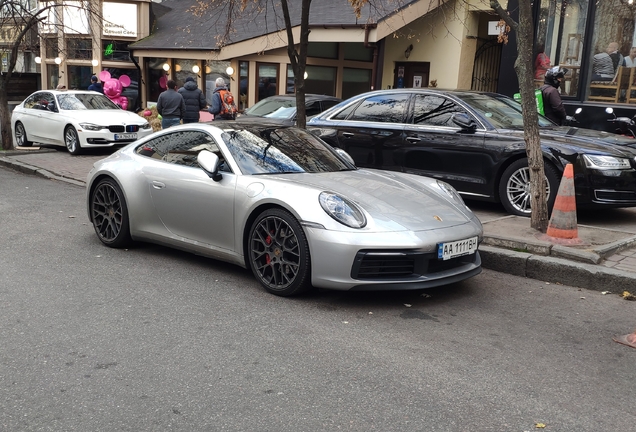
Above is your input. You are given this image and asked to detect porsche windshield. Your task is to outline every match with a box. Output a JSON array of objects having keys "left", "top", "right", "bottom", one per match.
[
  {"left": 460, "top": 93, "right": 555, "bottom": 129},
  {"left": 222, "top": 126, "right": 354, "bottom": 175}
]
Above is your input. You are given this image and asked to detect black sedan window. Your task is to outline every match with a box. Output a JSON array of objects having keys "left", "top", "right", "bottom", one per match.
[
  {"left": 413, "top": 95, "right": 466, "bottom": 126},
  {"left": 460, "top": 93, "right": 554, "bottom": 128},
  {"left": 346, "top": 93, "right": 410, "bottom": 123},
  {"left": 222, "top": 126, "right": 353, "bottom": 175}
]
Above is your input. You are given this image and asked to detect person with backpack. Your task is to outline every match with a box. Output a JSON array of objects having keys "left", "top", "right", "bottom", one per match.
[
  {"left": 541, "top": 66, "right": 567, "bottom": 126},
  {"left": 209, "top": 77, "right": 237, "bottom": 120},
  {"left": 178, "top": 76, "right": 207, "bottom": 123}
]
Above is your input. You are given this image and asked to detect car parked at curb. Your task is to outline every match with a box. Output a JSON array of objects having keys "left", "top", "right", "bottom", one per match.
[
  {"left": 308, "top": 89, "right": 636, "bottom": 216},
  {"left": 239, "top": 94, "right": 341, "bottom": 125},
  {"left": 12, "top": 90, "right": 152, "bottom": 155},
  {"left": 86, "top": 119, "right": 483, "bottom": 296}
]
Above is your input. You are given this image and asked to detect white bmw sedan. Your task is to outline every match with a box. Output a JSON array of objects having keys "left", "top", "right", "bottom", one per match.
[{"left": 11, "top": 90, "right": 152, "bottom": 155}]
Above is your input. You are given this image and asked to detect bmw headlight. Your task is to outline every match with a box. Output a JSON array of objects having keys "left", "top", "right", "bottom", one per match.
[
  {"left": 319, "top": 192, "right": 366, "bottom": 228},
  {"left": 583, "top": 154, "right": 631, "bottom": 170},
  {"left": 141, "top": 122, "right": 151, "bottom": 130},
  {"left": 79, "top": 123, "right": 106, "bottom": 131},
  {"left": 437, "top": 180, "right": 467, "bottom": 206}
]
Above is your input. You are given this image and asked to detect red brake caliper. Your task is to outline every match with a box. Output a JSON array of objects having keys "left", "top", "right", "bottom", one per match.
[{"left": 265, "top": 233, "right": 272, "bottom": 265}]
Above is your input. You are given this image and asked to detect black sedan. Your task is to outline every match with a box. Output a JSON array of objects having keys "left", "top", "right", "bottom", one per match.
[
  {"left": 239, "top": 94, "right": 341, "bottom": 125},
  {"left": 308, "top": 89, "right": 636, "bottom": 216}
]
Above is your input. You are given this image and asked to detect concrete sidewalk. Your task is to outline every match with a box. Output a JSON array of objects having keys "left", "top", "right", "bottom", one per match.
[{"left": 2, "top": 147, "right": 636, "bottom": 293}]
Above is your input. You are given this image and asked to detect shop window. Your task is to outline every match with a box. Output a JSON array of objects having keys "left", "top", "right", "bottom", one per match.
[
  {"left": 305, "top": 65, "right": 336, "bottom": 96},
  {"left": 536, "top": 0, "right": 588, "bottom": 98},
  {"left": 307, "top": 42, "right": 338, "bottom": 59},
  {"left": 66, "top": 39, "right": 92, "bottom": 60},
  {"left": 102, "top": 40, "right": 131, "bottom": 62},
  {"left": 343, "top": 43, "right": 373, "bottom": 62},
  {"left": 257, "top": 63, "right": 279, "bottom": 101},
  {"left": 47, "top": 64, "right": 59, "bottom": 90},
  {"left": 239, "top": 61, "right": 248, "bottom": 111},
  {"left": 67, "top": 65, "right": 92, "bottom": 90},
  {"left": 342, "top": 68, "right": 371, "bottom": 99},
  {"left": 146, "top": 57, "right": 169, "bottom": 103},
  {"left": 44, "top": 37, "right": 58, "bottom": 59},
  {"left": 174, "top": 59, "right": 198, "bottom": 86},
  {"left": 204, "top": 60, "right": 231, "bottom": 105},
  {"left": 286, "top": 65, "right": 295, "bottom": 94}
]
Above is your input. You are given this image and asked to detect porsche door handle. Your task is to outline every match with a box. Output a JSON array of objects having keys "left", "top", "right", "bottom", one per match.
[{"left": 152, "top": 181, "right": 166, "bottom": 189}]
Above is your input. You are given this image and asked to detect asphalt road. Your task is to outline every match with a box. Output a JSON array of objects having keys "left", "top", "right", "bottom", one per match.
[{"left": 1, "top": 168, "right": 636, "bottom": 431}]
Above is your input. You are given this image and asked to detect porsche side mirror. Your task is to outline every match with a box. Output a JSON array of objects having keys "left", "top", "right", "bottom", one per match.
[
  {"left": 451, "top": 113, "right": 477, "bottom": 131},
  {"left": 334, "top": 147, "right": 356, "bottom": 166},
  {"left": 198, "top": 150, "right": 222, "bottom": 181}
]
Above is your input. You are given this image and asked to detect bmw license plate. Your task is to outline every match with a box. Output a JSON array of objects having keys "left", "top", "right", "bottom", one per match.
[
  {"left": 437, "top": 236, "right": 478, "bottom": 260},
  {"left": 114, "top": 133, "right": 137, "bottom": 140}
]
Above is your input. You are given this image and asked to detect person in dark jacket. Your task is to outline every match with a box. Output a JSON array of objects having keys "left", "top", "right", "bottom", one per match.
[
  {"left": 178, "top": 77, "right": 207, "bottom": 123},
  {"left": 156, "top": 80, "right": 186, "bottom": 129},
  {"left": 87, "top": 75, "right": 103, "bottom": 94},
  {"left": 541, "top": 67, "right": 567, "bottom": 126}
]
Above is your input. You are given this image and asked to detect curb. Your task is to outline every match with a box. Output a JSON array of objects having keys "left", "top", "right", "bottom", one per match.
[
  {"left": 0, "top": 156, "right": 85, "bottom": 187},
  {"left": 479, "top": 245, "right": 636, "bottom": 292}
]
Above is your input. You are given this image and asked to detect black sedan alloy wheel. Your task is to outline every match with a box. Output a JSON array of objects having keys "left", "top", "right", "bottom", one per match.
[
  {"left": 90, "top": 178, "right": 131, "bottom": 248},
  {"left": 499, "top": 158, "right": 560, "bottom": 216},
  {"left": 248, "top": 208, "right": 312, "bottom": 296}
]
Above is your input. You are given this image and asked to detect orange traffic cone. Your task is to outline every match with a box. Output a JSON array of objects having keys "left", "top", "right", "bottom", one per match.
[
  {"left": 546, "top": 163, "right": 579, "bottom": 241},
  {"left": 613, "top": 329, "right": 636, "bottom": 349}
]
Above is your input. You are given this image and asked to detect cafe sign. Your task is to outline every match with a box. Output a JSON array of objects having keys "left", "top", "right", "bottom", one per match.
[{"left": 103, "top": 2, "right": 137, "bottom": 38}]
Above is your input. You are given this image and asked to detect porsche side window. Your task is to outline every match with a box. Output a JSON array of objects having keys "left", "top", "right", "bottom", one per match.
[
  {"left": 136, "top": 131, "right": 229, "bottom": 171},
  {"left": 347, "top": 94, "right": 410, "bottom": 123},
  {"left": 412, "top": 95, "right": 465, "bottom": 127}
]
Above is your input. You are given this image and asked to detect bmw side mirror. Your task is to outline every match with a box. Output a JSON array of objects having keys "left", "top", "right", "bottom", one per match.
[
  {"left": 197, "top": 150, "right": 223, "bottom": 181},
  {"left": 451, "top": 113, "right": 477, "bottom": 131}
]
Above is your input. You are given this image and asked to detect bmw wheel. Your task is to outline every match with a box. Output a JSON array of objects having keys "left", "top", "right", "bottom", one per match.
[
  {"left": 90, "top": 177, "right": 131, "bottom": 248},
  {"left": 65, "top": 126, "right": 82, "bottom": 155},
  {"left": 499, "top": 158, "right": 560, "bottom": 216},
  {"left": 248, "top": 208, "right": 312, "bottom": 296},
  {"left": 15, "top": 122, "right": 33, "bottom": 147}
]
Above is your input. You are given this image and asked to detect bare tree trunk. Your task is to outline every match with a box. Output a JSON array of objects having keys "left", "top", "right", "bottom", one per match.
[
  {"left": 492, "top": 0, "right": 549, "bottom": 232},
  {"left": 0, "top": 78, "right": 13, "bottom": 150},
  {"left": 281, "top": 0, "right": 311, "bottom": 129}
]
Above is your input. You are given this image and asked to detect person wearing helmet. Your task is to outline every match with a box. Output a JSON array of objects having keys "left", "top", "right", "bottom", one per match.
[{"left": 541, "top": 66, "right": 567, "bottom": 126}]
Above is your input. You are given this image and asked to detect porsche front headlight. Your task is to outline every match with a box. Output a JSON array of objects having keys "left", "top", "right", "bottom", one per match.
[
  {"left": 583, "top": 154, "right": 631, "bottom": 170},
  {"left": 319, "top": 192, "right": 366, "bottom": 228}
]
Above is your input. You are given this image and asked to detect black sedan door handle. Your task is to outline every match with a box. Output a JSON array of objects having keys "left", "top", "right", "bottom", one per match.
[
  {"left": 342, "top": 132, "right": 354, "bottom": 138},
  {"left": 406, "top": 137, "right": 421, "bottom": 143}
]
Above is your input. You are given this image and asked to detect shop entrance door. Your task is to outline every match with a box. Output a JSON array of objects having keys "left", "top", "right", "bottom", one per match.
[{"left": 393, "top": 62, "right": 430, "bottom": 89}]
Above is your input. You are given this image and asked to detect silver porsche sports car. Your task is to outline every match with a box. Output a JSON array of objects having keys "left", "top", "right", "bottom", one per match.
[{"left": 86, "top": 120, "right": 483, "bottom": 296}]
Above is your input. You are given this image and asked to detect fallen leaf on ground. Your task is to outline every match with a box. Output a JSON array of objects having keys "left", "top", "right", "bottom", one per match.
[
  {"left": 535, "top": 423, "right": 546, "bottom": 429},
  {"left": 622, "top": 291, "right": 636, "bottom": 301}
]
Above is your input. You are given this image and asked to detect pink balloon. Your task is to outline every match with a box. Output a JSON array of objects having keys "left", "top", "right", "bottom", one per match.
[{"left": 143, "top": 110, "right": 152, "bottom": 117}]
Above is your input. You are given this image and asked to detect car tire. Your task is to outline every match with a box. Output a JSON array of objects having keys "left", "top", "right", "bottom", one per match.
[
  {"left": 248, "top": 208, "right": 312, "bottom": 296},
  {"left": 499, "top": 158, "right": 560, "bottom": 216},
  {"left": 65, "top": 125, "right": 82, "bottom": 155},
  {"left": 90, "top": 177, "right": 132, "bottom": 248},
  {"left": 14, "top": 122, "right": 33, "bottom": 147}
]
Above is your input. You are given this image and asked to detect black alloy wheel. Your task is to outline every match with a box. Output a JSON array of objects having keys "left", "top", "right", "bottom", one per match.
[
  {"left": 499, "top": 158, "right": 560, "bottom": 216},
  {"left": 248, "top": 208, "right": 312, "bottom": 296},
  {"left": 90, "top": 177, "right": 131, "bottom": 248},
  {"left": 15, "top": 122, "right": 33, "bottom": 147}
]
